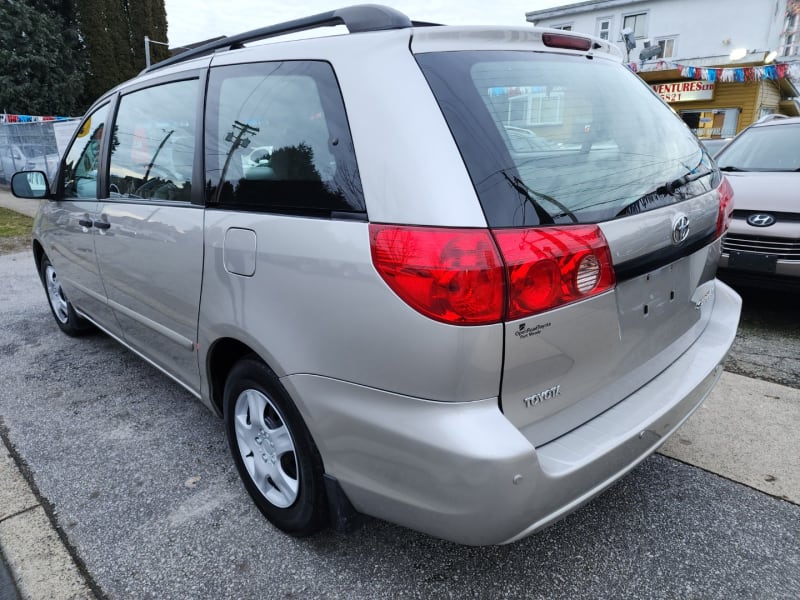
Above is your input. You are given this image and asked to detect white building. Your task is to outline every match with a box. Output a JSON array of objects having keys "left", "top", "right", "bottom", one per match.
[{"left": 526, "top": 0, "right": 800, "bottom": 135}]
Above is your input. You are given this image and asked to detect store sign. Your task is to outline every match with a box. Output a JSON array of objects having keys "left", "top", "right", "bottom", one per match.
[{"left": 651, "top": 81, "right": 715, "bottom": 103}]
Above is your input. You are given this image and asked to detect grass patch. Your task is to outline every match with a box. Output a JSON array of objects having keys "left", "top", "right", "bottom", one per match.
[
  {"left": 0, "top": 207, "right": 33, "bottom": 238},
  {"left": 0, "top": 207, "right": 33, "bottom": 254}
]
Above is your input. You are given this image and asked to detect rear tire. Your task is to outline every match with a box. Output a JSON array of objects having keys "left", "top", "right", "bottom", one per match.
[
  {"left": 39, "top": 257, "right": 92, "bottom": 336},
  {"left": 223, "top": 356, "right": 328, "bottom": 536}
]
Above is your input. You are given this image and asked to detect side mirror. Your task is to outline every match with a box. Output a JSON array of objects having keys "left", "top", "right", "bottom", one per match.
[{"left": 11, "top": 171, "right": 50, "bottom": 200}]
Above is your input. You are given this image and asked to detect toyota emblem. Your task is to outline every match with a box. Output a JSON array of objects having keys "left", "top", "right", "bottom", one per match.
[
  {"left": 746, "top": 213, "right": 776, "bottom": 227},
  {"left": 671, "top": 214, "right": 690, "bottom": 245}
]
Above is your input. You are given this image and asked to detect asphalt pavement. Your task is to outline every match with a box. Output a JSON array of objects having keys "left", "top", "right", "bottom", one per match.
[
  {"left": 0, "top": 189, "right": 799, "bottom": 598},
  {"left": 0, "top": 191, "right": 38, "bottom": 218}
]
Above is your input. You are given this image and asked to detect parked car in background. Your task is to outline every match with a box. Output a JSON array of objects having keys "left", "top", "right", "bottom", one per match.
[
  {"left": 0, "top": 143, "right": 60, "bottom": 184},
  {"left": 22, "top": 144, "right": 61, "bottom": 180},
  {"left": 700, "top": 137, "right": 732, "bottom": 157},
  {"left": 11, "top": 4, "right": 741, "bottom": 546},
  {"left": 0, "top": 144, "right": 33, "bottom": 183},
  {"left": 715, "top": 115, "right": 800, "bottom": 290}
]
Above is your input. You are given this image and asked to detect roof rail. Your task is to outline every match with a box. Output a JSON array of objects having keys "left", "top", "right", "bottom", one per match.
[
  {"left": 147, "top": 4, "right": 414, "bottom": 73},
  {"left": 755, "top": 113, "right": 789, "bottom": 124}
]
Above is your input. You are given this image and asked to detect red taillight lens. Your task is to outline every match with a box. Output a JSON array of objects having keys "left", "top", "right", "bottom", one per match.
[
  {"left": 716, "top": 177, "right": 734, "bottom": 238},
  {"left": 493, "top": 225, "right": 616, "bottom": 319},
  {"left": 370, "top": 224, "right": 615, "bottom": 325},
  {"left": 370, "top": 224, "right": 505, "bottom": 325}
]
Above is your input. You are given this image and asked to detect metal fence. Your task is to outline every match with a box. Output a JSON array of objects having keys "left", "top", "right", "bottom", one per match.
[{"left": 0, "top": 119, "right": 80, "bottom": 184}]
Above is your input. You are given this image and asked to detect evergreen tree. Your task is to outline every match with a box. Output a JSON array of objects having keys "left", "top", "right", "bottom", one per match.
[
  {"left": 146, "top": 0, "right": 170, "bottom": 64},
  {"left": 0, "top": 0, "right": 170, "bottom": 114},
  {"left": 75, "top": 0, "right": 170, "bottom": 102},
  {"left": 0, "top": 0, "right": 87, "bottom": 115},
  {"left": 75, "top": 0, "right": 126, "bottom": 102}
]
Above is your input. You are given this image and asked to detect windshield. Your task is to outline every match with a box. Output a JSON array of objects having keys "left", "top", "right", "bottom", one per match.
[
  {"left": 416, "top": 51, "right": 715, "bottom": 226},
  {"left": 716, "top": 123, "right": 800, "bottom": 171}
]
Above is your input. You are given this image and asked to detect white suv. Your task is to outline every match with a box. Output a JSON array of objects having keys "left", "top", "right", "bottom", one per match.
[{"left": 12, "top": 5, "right": 741, "bottom": 545}]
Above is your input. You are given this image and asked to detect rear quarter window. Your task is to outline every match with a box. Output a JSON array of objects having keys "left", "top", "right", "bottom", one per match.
[{"left": 205, "top": 61, "right": 365, "bottom": 217}]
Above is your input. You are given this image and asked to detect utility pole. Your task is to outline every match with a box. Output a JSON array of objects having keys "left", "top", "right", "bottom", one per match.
[
  {"left": 144, "top": 36, "right": 174, "bottom": 69},
  {"left": 219, "top": 120, "right": 260, "bottom": 190}
]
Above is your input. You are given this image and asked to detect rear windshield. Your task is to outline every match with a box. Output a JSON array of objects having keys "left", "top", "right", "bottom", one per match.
[
  {"left": 416, "top": 51, "right": 716, "bottom": 227},
  {"left": 716, "top": 123, "right": 800, "bottom": 171}
]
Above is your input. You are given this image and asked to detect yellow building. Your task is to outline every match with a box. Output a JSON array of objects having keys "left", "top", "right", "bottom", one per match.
[{"left": 636, "top": 56, "right": 799, "bottom": 139}]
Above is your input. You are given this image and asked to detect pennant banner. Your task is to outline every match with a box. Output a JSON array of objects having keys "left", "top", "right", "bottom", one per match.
[
  {"left": 628, "top": 61, "right": 800, "bottom": 83},
  {"left": 0, "top": 114, "right": 74, "bottom": 124}
]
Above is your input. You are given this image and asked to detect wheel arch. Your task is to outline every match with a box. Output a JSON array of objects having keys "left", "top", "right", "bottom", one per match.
[
  {"left": 205, "top": 336, "right": 363, "bottom": 532},
  {"left": 205, "top": 337, "right": 261, "bottom": 417},
  {"left": 32, "top": 239, "right": 45, "bottom": 278}
]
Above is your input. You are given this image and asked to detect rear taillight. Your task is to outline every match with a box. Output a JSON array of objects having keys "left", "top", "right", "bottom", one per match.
[
  {"left": 369, "top": 225, "right": 505, "bottom": 325},
  {"left": 493, "top": 226, "right": 615, "bottom": 320},
  {"left": 370, "top": 223, "right": 616, "bottom": 326},
  {"left": 716, "top": 177, "right": 734, "bottom": 238}
]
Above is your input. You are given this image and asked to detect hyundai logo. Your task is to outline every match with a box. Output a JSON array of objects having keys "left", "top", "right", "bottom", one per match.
[
  {"left": 671, "top": 214, "right": 690, "bottom": 245},
  {"left": 747, "top": 213, "right": 776, "bottom": 227}
]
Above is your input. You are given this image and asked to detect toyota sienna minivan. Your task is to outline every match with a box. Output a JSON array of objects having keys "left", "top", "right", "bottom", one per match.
[{"left": 12, "top": 5, "right": 741, "bottom": 545}]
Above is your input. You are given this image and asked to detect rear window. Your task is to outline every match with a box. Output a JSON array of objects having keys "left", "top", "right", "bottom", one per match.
[
  {"left": 417, "top": 51, "right": 715, "bottom": 227},
  {"left": 716, "top": 123, "right": 800, "bottom": 171}
]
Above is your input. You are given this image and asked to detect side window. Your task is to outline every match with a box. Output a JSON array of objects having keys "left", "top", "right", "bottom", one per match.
[
  {"left": 62, "top": 103, "right": 110, "bottom": 199},
  {"left": 205, "top": 61, "right": 365, "bottom": 215},
  {"left": 108, "top": 79, "right": 198, "bottom": 202}
]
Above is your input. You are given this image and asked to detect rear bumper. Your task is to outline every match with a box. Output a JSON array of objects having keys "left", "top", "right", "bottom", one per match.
[{"left": 283, "top": 279, "right": 741, "bottom": 546}]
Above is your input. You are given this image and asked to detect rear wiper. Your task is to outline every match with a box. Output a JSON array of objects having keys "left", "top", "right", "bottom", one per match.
[
  {"left": 502, "top": 171, "right": 577, "bottom": 224},
  {"left": 719, "top": 165, "right": 747, "bottom": 172},
  {"left": 665, "top": 168, "right": 714, "bottom": 194},
  {"left": 617, "top": 166, "right": 714, "bottom": 218}
]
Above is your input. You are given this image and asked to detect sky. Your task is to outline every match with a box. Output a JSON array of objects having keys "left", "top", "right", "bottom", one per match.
[{"left": 163, "top": 1, "right": 574, "bottom": 48}]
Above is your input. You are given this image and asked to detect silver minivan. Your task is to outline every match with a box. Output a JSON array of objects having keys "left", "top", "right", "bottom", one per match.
[{"left": 12, "top": 5, "right": 741, "bottom": 545}]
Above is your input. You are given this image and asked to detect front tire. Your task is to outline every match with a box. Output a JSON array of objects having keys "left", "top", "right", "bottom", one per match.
[
  {"left": 39, "top": 257, "right": 92, "bottom": 336},
  {"left": 223, "top": 357, "right": 328, "bottom": 536}
]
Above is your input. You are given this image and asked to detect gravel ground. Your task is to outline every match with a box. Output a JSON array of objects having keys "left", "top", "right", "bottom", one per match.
[
  {"left": 0, "top": 236, "right": 30, "bottom": 256},
  {"left": 723, "top": 286, "right": 800, "bottom": 389},
  {"left": 1, "top": 250, "right": 799, "bottom": 599}
]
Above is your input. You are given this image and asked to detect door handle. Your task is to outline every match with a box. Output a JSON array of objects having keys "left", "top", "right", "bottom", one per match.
[
  {"left": 78, "top": 218, "right": 93, "bottom": 228},
  {"left": 93, "top": 220, "right": 111, "bottom": 230}
]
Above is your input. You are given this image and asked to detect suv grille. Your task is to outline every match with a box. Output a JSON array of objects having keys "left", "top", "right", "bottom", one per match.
[{"left": 723, "top": 234, "right": 800, "bottom": 260}]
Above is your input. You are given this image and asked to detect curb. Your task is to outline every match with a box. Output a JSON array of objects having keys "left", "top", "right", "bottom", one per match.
[{"left": 0, "top": 432, "right": 96, "bottom": 600}]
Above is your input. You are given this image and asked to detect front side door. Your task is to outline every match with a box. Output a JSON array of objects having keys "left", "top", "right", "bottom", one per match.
[
  {"left": 93, "top": 77, "right": 204, "bottom": 391},
  {"left": 40, "top": 102, "right": 121, "bottom": 333}
]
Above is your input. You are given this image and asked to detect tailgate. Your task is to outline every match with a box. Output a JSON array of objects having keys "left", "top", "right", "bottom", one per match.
[{"left": 501, "top": 190, "right": 723, "bottom": 446}]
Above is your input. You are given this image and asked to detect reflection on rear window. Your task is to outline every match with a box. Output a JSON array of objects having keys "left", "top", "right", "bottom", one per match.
[{"left": 417, "top": 51, "right": 714, "bottom": 226}]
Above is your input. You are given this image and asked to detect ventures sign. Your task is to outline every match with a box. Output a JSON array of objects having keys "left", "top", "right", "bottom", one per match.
[{"left": 651, "top": 81, "right": 715, "bottom": 103}]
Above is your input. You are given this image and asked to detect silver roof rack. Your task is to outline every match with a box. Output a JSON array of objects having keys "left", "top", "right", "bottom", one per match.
[{"left": 147, "top": 4, "right": 422, "bottom": 73}]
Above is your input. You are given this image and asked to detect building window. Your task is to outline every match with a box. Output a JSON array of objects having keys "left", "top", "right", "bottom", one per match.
[
  {"left": 759, "top": 107, "right": 777, "bottom": 120},
  {"left": 552, "top": 24, "right": 573, "bottom": 31},
  {"left": 596, "top": 18, "right": 611, "bottom": 40},
  {"left": 656, "top": 37, "right": 677, "bottom": 58},
  {"left": 783, "top": 4, "right": 800, "bottom": 56},
  {"left": 785, "top": 32, "right": 799, "bottom": 56},
  {"left": 623, "top": 13, "right": 648, "bottom": 38},
  {"left": 508, "top": 90, "right": 565, "bottom": 127},
  {"left": 680, "top": 109, "right": 739, "bottom": 139}
]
